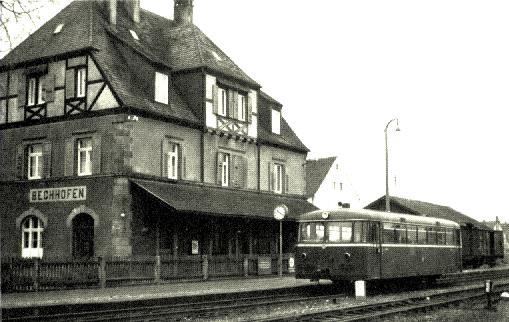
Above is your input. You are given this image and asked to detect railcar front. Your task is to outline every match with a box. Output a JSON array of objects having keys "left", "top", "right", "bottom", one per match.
[{"left": 295, "top": 209, "right": 462, "bottom": 283}]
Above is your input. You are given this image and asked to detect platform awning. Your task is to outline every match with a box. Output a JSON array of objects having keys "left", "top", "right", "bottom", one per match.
[{"left": 131, "top": 179, "right": 317, "bottom": 220}]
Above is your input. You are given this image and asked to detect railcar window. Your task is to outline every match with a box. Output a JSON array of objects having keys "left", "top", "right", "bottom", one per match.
[
  {"left": 436, "top": 228, "right": 446, "bottom": 245},
  {"left": 299, "top": 222, "right": 325, "bottom": 242},
  {"left": 327, "top": 222, "right": 353, "bottom": 243},
  {"left": 394, "top": 224, "right": 406, "bottom": 243},
  {"left": 445, "top": 229, "right": 455, "bottom": 245},
  {"left": 329, "top": 223, "right": 340, "bottom": 242},
  {"left": 383, "top": 223, "right": 396, "bottom": 243},
  {"left": 427, "top": 227, "right": 437, "bottom": 244},
  {"left": 354, "top": 222, "right": 363, "bottom": 243},
  {"left": 367, "top": 222, "right": 379, "bottom": 243},
  {"left": 417, "top": 226, "right": 426, "bottom": 244},
  {"left": 407, "top": 225, "right": 417, "bottom": 244}
]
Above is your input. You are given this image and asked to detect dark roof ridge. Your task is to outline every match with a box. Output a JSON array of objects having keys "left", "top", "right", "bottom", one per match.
[{"left": 307, "top": 156, "right": 337, "bottom": 162}]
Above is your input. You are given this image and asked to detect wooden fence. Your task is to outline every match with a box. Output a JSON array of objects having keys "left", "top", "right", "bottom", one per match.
[{"left": 1, "top": 254, "right": 295, "bottom": 293}]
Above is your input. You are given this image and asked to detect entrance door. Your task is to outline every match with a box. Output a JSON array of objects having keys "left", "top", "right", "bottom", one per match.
[{"left": 72, "top": 213, "right": 94, "bottom": 259}]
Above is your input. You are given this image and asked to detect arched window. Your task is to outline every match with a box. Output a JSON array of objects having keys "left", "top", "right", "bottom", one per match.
[{"left": 21, "top": 216, "right": 44, "bottom": 258}]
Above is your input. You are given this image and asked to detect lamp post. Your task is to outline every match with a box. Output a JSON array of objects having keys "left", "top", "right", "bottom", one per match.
[{"left": 385, "top": 118, "right": 400, "bottom": 212}]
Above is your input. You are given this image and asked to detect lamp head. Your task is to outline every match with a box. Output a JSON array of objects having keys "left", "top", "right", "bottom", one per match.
[{"left": 395, "top": 118, "right": 401, "bottom": 132}]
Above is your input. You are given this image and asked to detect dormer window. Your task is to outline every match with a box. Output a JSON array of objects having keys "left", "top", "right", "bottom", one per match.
[
  {"left": 155, "top": 72, "right": 168, "bottom": 104},
  {"left": 129, "top": 30, "right": 139, "bottom": 41},
  {"left": 271, "top": 109, "right": 281, "bottom": 134},
  {"left": 54, "top": 24, "right": 64, "bottom": 34}
]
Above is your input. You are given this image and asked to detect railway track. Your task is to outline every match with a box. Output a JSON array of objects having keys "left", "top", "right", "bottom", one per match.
[
  {"left": 259, "top": 278, "right": 509, "bottom": 321},
  {"left": 4, "top": 268, "right": 509, "bottom": 321},
  {"left": 2, "top": 284, "right": 341, "bottom": 321}
]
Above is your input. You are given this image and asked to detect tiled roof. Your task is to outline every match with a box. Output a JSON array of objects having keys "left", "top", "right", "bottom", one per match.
[
  {"left": 306, "top": 157, "right": 336, "bottom": 197},
  {"left": 1, "top": 1, "right": 258, "bottom": 87},
  {"left": 0, "top": 1, "right": 307, "bottom": 151},
  {"left": 365, "top": 196, "right": 490, "bottom": 229},
  {"left": 258, "top": 117, "right": 309, "bottom": 152},
  {"left": 132, "top": 179, "right": 317, "bottom": 220}
]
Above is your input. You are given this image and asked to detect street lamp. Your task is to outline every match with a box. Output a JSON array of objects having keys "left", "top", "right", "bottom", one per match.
[{"left": 385, "top": 118, "right": 400, "bottom": 212}]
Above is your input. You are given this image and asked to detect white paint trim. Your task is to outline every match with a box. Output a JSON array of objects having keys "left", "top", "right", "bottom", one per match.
[{"left": 296, "top": 243, "right": 461, "bottom": 249}]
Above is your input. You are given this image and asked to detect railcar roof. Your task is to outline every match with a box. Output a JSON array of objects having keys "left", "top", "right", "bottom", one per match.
[{"left": 299, "top": 208, "right": 460, "bottom": 228}]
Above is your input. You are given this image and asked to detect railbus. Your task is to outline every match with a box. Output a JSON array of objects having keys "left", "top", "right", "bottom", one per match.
[{"left": 295, "top": 209, "right": 462, "bottom": 283}]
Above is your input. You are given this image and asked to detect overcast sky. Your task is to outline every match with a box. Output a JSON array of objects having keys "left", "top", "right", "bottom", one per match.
[{"left": 6, "top": 0, "right": 509, "bottom": 223}]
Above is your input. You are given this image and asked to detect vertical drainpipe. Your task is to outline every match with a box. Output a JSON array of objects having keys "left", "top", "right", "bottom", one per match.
[
  {"left": 257, "top": 144, "right": 261, "bottom": 191},
  {"left": 201, "top": 68, "right": 206, "bottom": 183}
]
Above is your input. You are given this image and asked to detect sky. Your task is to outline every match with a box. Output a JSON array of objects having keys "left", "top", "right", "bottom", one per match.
[{"left": 4, "top": 0, "right": 509, "bottom": 223}]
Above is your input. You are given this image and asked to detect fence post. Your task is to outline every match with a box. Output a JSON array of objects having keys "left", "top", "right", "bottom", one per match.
[
  {"left": 202, "top": 255, "right": 209, "bottom": 280},
  {"left": 99, "top": 257, "right": 106, "bottom": 288},
  {"left": 243, "top": 256, "right": 249, "bottom": 277},
  {"left": 154, "top": 255, "right": 161, "bottom": 283},
  {"left": 32, "top": 258, "right": 40, "bottom": 292}
]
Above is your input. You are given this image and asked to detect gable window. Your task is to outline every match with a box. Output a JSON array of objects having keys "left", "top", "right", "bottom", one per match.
[
  {"left": 76, "top": 68, "right": 86, "bottom": 98},
  {"left": 28, "top": 144, "right": 43, "bottom": 180},
  {"left": 21, "top": 216, "right": 44, "bottom": 258},
  {"left": 271, "top": 109, "right": 281, "bottom": 134},
  {"left": 167, "top": 142, "right": 179, "bottom": 180},
  {"left": 274, "top": 163, "right": 283, "bottom": 194},
  {"left": 77, "top": 138, "right": 92, "bottom": 176},
  {"left": 218, "top": 87, "right": 227, "bottom": 116},
  {"left": 237, "top": 93, "right": 246, "bottom": 121},
  {"left": 27, "top": 75, "right": 45, "bottom": 106},
  {"left": 155, "top": 72, "right": 169, "bottom": 104},
  {"left": 65, "top": 66, "right": 87, "bottom": 101}
]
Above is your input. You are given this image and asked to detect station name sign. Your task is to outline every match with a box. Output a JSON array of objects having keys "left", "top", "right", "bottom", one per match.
[{"left": 29, "top": 186, "right": 87, "bottom": 203}]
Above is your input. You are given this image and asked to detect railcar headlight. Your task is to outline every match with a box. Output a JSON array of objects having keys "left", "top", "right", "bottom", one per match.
[
  {"left": 301, "top": 253, "right": 307, "bottom": 259},
  {"left": 344, "top": 252, "right": 351, "bottom": 260}
]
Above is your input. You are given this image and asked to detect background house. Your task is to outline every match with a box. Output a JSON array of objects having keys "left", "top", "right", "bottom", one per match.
[{"left": 306, "top": 156, "right": 361, "bottom": 210}]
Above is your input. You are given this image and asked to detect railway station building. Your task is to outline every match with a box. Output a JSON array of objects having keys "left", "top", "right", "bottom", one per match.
[{"left": 0, "top": 0, "right": 316, "bottom": 263}]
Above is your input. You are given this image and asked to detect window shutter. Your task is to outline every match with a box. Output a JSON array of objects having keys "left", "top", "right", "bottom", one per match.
[
  {"left": 237, "top": 156, "right": 247, "bottom": 188},
  {"left": 64, "top": 138, "right": 75, "bottom": 176},
  {"left": 42, "top": 142, "right": 52, "bottom": 178},
  {"left": 212, "top": 85, "right": 218, "bottom": 114},
  {"left": 228, "top": 90, "right": 235, "bottom": 118},
  {"left": 92, "top": 135, "right": 101, "bottom": 175},
  {"left": 284, "top": 173, "right": 289, "bottom": 194},
  {"left": 231, "top": 155, "right": 239, "bottom": 188},
  {"left": 216, "top": 152, "right": 223, "bottom": 185},
  {"left": 17, "top": 74, "right": 26, "bottom": 109},
  {"left": 42, "top": 74, "right": 55, "bottom": 103},
  {"left": 268, "top": 162, "right": 273, "bottom": 192},
  {"left": 65, "top": 69, "right": 75, "bottom": 99},
  {"left": 232, "top": 91, "right": 239, "bottom": 120},
  {"left": 161, "top": 139, "right": 169, "bottom": 178},
  {"left": 178, "top": 144, "right": 185, "bottom": 180},
  {"left": 15, "top": 144, "right": 26, "bottom": 179},
  {"left": 247, "top": 94, "right": 252, "bottom": 123}
]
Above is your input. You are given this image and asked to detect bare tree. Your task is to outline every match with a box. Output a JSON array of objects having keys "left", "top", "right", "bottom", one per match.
[{"left": 0, "top": 0, "right": 56, "bottom": 54}]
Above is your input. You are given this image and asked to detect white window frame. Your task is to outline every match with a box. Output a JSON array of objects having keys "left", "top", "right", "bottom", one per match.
[
  {"left": 221, "top": 153, "right": 230, "bottom": 187},
  {"left": 155, "top": 72, "right": 169, "bottom": 104},
  {"left": 218, "top": 87, "right": 227, "bottom": 116},
  {"left": 237, "top": 93, "right": 246, "bottom": 121},
  {"left": 274, "top": 163, "right": 283, "bottom": 194},
  {"left": 27, "top": 75, "right": 45, "bottom": 106},
  {"left": 76, "top": 68, "right": 86, "bottom": 98},
  {"left": 77, "top": 138, "right": 92, "bottom": 176},
  {"left": 271, "top": 109, "right": 281, "bottom": 134},
  {"left": 167, "top": 143, "right": 179, "bottom": 180},
  {"left": 21, "top": 216, "right": 44, "bottom": 258},
  {"left": 28, "top": 144, "right": 43, "bottom": 180}
]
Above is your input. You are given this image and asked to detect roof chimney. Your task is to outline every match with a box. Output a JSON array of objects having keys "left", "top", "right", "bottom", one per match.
[
  {"left": 109, "top": 0, "right": 117, "bottom": 27},
  {"left": 125, "top": 0, "right": 140, "bottom": 24},
  {"left": 174, "top": 0, "right": 193, "bottom": 25}
]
